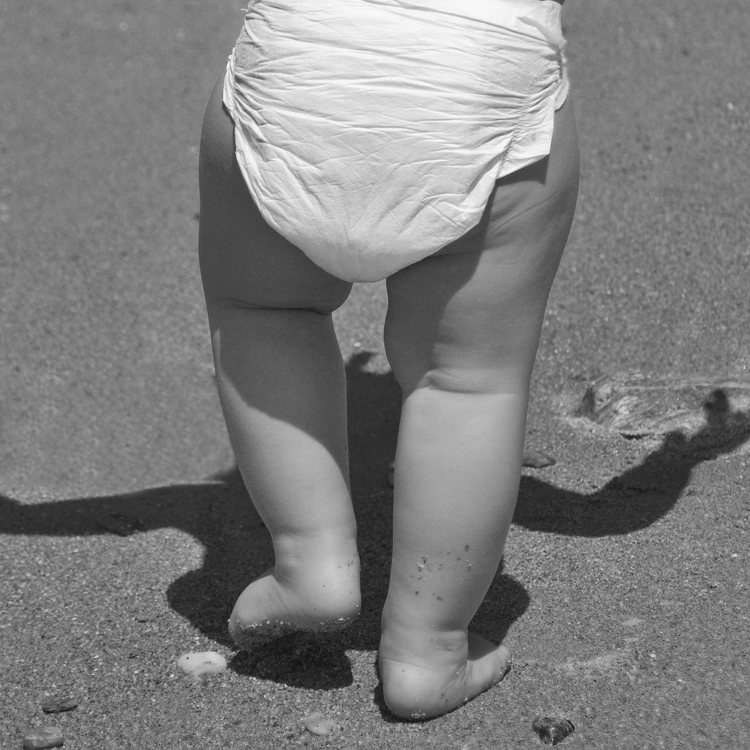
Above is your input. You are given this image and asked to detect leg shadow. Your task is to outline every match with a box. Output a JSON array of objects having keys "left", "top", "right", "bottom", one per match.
[{"left": 4, "top": 356, "right": 744, "bottom": 690}]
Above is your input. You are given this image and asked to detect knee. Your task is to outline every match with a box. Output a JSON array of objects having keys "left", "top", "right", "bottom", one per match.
[
  {"left": 383, "top": 306, "right": 454, "bottom": 394},
  {"left": 382, "top": 324, "right": 425, "bottom": 394},
  {"left": 205, "top": 285, "right": 352, "bottom": 317},
  {"left": 384, "top": 326, "right": 531, "bottom": 396}
]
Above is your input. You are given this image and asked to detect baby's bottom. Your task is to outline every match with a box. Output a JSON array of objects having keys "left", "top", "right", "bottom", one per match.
[{"left": 198, "top": 76, "right": 579, "bottom": 718}]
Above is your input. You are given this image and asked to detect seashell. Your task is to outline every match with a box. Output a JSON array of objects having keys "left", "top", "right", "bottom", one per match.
[
  {"left": 304, "top": 711, "right": 335, "bottom": 736},
  {"left": 177, "top": 651, "right": 228, "bottom": 679},
  {"left": 522, "top": 450, "right": 557, "bottom": 469},
  {"left": 22, "top": 727, "right": 64, "bottom": 749},
  {"left": 41, "top": 696, "right": 78, "bottom": 714},
  {"left": 532, "top": 716, "right": 575, "bottom": 745}
]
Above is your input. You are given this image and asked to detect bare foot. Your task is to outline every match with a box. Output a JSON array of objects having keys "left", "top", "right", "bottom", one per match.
[
  {"left": 379, "top": 630, "right": 511, "bottom": 720},
  {"left": 229, "top": 552, "right": 361, "bottom": 650}
]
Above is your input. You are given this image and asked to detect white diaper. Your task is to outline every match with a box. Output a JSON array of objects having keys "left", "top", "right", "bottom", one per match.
[{"left": 223, "top": 0, "right": 569, "bottom": 282}]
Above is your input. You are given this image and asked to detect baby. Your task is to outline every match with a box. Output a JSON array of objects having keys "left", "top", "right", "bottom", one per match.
[{"left": 198, "top": 0, "right": 579, "bottom": 720}]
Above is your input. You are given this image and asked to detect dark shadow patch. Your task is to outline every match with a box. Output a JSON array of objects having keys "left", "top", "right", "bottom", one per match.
[
  {"left": 229, "top": 631, "right": 354, "bottom": 689},
  {"left": 514, "top": 405, "right": 750, "bottom": 536},
  {"left": 2, "top": 356, "right": 748, "bottom": 690}
]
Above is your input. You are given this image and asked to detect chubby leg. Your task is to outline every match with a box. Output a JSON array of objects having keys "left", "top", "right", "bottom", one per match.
[
  {"left": 379, "top": 100, "right": 580, "bottom": 719},
  {"left": 199, "top": 77, "right": 360, "bottom": 646}
]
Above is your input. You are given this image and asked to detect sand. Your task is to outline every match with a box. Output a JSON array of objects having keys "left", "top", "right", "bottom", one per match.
[{"left": 1, "top": 0, "right": 748, "bottom": 747}]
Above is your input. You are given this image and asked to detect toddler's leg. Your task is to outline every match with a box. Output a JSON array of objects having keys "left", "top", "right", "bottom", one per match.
[
  {"left": 380, "top": 100, "right": 580, "bottom": 718},
  {"left": 199, "top": 78, "right": 361, "bottom": 647}
]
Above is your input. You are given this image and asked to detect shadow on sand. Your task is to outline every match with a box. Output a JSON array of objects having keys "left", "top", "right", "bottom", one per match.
[{"left": 1, "top": 352, "right": 748, "bottom": 691}]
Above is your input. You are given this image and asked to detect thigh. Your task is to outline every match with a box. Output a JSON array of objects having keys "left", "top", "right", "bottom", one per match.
[
  {"left": 384, "top": 98, "right": 580, "bottom": 395},
  {"left": 198, "top": 75, "right": 352, "bottom": 313}
]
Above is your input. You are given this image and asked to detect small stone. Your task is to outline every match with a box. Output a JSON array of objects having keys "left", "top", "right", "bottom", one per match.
[
  {"left": 97, "top": 513, "right": 143, "bottom": 536},
  {"left": 177, "top": 651, "right": 228, "bottom": 679},
  {"left": 22, "top": 727, "right": 64, "bottom": 749},
  {"left": 523, "top": 450, "right": 557, "bottom": 469},
  {"left": 304, "top": 711, "right": 335, "bottom": 736},
  {"left": 532, "top": 716, "right": 575, "bottom": 745},
  {"left": 622, "top": 617, "right": 644, "bottom": 627},
  {"left": 41, "top": 696, "right": 78, "bottom": 714}
]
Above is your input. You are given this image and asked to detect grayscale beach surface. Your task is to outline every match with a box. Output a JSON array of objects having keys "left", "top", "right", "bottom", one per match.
[{"left": 1, "top": 1, "right": 748, "bottom": 747}]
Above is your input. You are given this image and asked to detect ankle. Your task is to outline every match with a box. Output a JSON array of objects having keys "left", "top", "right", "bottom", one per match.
[
  {"left": 272, "top": 529, "right": 359, "bottom": 569},
  {"left": 272, "top": 538, "right": 362, "bottom": 622},
  {"left": 379, "top": 619, "right": 468, "bottom": 672},
  {"left": 274, "top": 531, "right": 358, "bottom": 579}
]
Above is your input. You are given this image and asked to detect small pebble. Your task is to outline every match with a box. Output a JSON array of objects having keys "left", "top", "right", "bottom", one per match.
[
  {"left": 22, "top": 727, "right": 64, "bottom": 749},
  {"left": 41, "top": 696, "right": 78, "bottom": 714},
  {"left": 98, "top": 513, "right": 143, "bottom": 536},
  {"left": 177, "top": 651, "right": 228, "bottom": 679},
  {"left": 304, "top": 712, "right": 335, "bottom": 736},
  {"left": 522, "top": 450, "right": 557, "bottom": 469},
  {"left": 532, "top": 716, "right": 575, "bottom": 745}
]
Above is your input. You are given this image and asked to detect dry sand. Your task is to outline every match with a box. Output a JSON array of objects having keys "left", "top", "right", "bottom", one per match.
[{"left": 1, "top": 0, "right": 749, "bottom": 747}]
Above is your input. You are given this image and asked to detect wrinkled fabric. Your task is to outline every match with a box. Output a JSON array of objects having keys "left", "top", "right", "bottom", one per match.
[{"left": 223, "top": 0, "right": 569, "bottom": 282}]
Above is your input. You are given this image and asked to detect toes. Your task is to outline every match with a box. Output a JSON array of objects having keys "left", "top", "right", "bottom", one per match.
[
  {"left": 498, "top": 645, "right": 512, "bottom": 678},
  {"left": 467, "top": 634, "right": 511, "bottom": 687}
]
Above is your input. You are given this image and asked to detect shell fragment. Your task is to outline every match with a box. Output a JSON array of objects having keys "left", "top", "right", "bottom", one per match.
[{"left": 177, "top": 651, "right": 228, "bottom": 679}]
